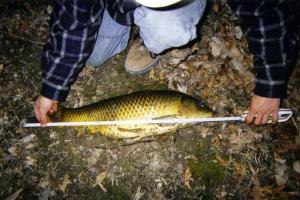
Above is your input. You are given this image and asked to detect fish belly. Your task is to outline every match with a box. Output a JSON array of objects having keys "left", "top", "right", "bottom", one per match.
[{"left": 87, "top": 124, "right": 181, "bottom": 139}]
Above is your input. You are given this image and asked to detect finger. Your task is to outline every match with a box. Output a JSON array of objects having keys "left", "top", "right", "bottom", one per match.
[
  {"left": 50, "top": 102, "right": 59, "bottom": 114},
  {"left": 271, "top": 110, "right": 279, "bottom": 124},
  {"left": 53, "top": 103, "right": 58, "bottom": 112},
  {"left": 33, "top": 101, "right": 41, "bottom": 122},
  {"left": 261, "top": 113, "right": 270, "bottom": 125},
  {"left": 49, "top": 109, "right": 55, "bottom": 114},
  {"left": 254, "top": 113, "right": 263, "bottom": 125},
  {"left": 245, "top": 111, "right": 255, "bottom": 124}
]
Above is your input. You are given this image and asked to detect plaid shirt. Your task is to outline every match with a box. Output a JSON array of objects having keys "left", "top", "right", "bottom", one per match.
[
  {"left": 229, "top": 0, "right": 297, "bottom": 98},
  {"left": 41, "top": 0, "right": 138, "bottom": 101},
  {"left": 41, "top": 0, "right": 297, "bottom": 101}
]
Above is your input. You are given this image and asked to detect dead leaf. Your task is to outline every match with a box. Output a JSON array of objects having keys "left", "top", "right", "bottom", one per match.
[
  {"left": 4, "top": 189, "right": 23, "bottom": 200},
  {"left": 228, "top": 45, "right": 244, "bottom": 61},
  {"left": 295, "top": 136, "right": 300, "bottom": 148},
  {"left": 133, "top": 186, "right": 144, "bottom": 200},
  {"left": 24, "top": 156, "right": 37, "bottom": 167},
  {"left": 59, "top": 175, "right": 71, "bottom": 193},
  {"left": 93, "top": 171, "right": 107, "bottom": 192},
  {"left": 87, "top": 149, "right": 102, "bottom": 167},
  {"left": 210, "top": 37, "right": 223, "bottom": 57},
  {"left": 183, "top": 166, "right": 192, "bottom": 189},
  {"left": 215, "top": 154, "right": 229, "bottom": 167},
  {"left": 0, "top": 64, "right": 3, "bottom": 75},
  {"left": 232, "top": 160, "right": 247, "bottom": 178},
  {"left": 275, "top": 174, "right": 288, "bottom": 186},
  {"left": 8, "top": 146, "right": 18, "bottom": 157},
  {"left": 251, "top": 185, "right": 274, "bottom": 200},
  {"left": 212, "top": 2, "right": 219, "bottom": 13},
  {"left": 229, "top": 130, "right": 262, "bottom": 152},
  {"left": 169, "top": 48, "right": 191, "bottom": 59},
  {"left": 274, "top": 159, "right": 288, "bottom": 186},
  {"left": 20, "top": 134, "right": 35, "bottom": 143},
  {"left": 177, "top": 84, "right": 187, "bottom": 93},
  {"left": 293, "top": 161, "right": 300, "bottom": 174},
  {"left": 234, "top": 26, "right": 243, "bottom": 39}
]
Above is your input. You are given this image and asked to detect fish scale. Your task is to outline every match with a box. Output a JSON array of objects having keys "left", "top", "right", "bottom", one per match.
[{"left": 41, "top": 91, "right": 213, "bottom": 139}]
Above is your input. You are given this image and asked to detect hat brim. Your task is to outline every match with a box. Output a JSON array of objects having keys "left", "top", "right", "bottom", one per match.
[{"left": 136, "top": 0, "right": 183, "bottom": 8}]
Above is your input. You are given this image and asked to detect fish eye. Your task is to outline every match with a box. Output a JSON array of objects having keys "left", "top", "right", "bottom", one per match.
[{"left": 196, "top": 100, "right": 206, "bottom": 108}]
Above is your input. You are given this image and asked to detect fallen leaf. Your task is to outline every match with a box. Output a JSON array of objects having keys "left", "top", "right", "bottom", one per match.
[
  {"left": 133, "top": 186, "right": 144, "bottom": 200},
  {"left": 229, "top": 130, "right": 262, "bottom": 152},
  {"left": 20, "top": 134, "right": 35, "bottom": 143},
  {"left": 215, "top": 154, "right": 229, "bottom": 167},
  {"left": 275, "top": 174, "right": 288, "bottom": 186},
  {"left": 295, "top": 136, "right": 300, "bottom": 148},
  {"left": 4, "top": 189, "right": 23, "bottom": 200},
  {"left": 169, "top": 48, "right": 192, "bottom": 59},
  {"left": 274, "top": 159, "right": 288, "bottom": 186},
  {"left": 93, "top": 171, "right": 107, "bottom": 192},
  {"left": 210, "top": 37, "right": 223, "bottom": 57},
  {"left": 212, "top": 2, "right": 219, "bottom": 13},
  {"left": 59, "top": 175, "right": 71, "bottom": 193},
  {"left": 8, "top": 146, "right": 18, "bottom": 157},
  {"left": 232, "top": 160, "right": 247, "bottom": 178},
  {"left": 24, "top": 156, "right": 37, "bottom": 167},
  {"left": 0, "top": 64, "right": 3, "bottom": 75},
  {"left": 177, "top": 84, "right": 187, "bottom": 93},
  {"left": 251, "top": 185, "right": 274, "bottom": 200},
  {"left": 234, "top": 26, "right": 243, "bottom": 39},
  {"left": 183, "top": 166, "right": 192, "bottom": 189},
  {"left": 293, "top": 161, "right": 300, "bottom": 174},
  {"left": 87, "top": 149, "right": 102, "bottom": 167}
]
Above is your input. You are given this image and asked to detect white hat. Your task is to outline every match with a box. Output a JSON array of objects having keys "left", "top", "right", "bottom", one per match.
[{"left": 135, "top": 0, "right": 183, "bottom": 8}]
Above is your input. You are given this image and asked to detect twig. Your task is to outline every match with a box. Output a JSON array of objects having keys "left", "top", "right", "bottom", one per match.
[
  {"left": 243, "top": 179, "right": 253, "bottom": 200},
  {"left": 0, "top": 30, "right": 45, "bottom": 46},
  {"left": 170, "top": 49, "right": 198, "bottom": 72},
  {"left": 292, "top": 116, "right": 300, "bottom": 135}
]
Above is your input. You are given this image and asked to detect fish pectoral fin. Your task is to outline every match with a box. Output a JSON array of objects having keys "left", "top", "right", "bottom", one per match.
[
  {"left": 152, "top": 115, "right": 181, "bottom": 127},
  {"left": 152, "top": 114, "right": 178, "bottom": 120}
]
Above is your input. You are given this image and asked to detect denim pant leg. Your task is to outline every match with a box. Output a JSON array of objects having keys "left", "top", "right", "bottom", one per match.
[
  {"left": 86, "top": 9, "right": 131, "bottom": 66},
  {"left": 134, "top": 0, "right": 206, "bottom": 54}
]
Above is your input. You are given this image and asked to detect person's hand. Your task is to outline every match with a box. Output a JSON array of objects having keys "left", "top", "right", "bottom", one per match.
[
  {"left": 34, "top": 96, "right": 59, "bottom": 127},
  {"left": 245, "top": 95, "right": 280, "bottom": 125}
]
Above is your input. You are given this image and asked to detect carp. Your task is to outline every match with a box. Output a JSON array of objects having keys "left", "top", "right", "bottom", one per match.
[{"left": 50, "top": 90, "right": 213, "bottom": 139}]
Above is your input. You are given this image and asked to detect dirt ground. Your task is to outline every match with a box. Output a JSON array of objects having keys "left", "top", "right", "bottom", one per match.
[{"left": 1, "top": 1, "right": 300, "bottom": 199}]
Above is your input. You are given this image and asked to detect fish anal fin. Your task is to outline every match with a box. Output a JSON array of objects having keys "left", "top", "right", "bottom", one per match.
[{"left": 117, "top": 127, "right": 144, "bottom": 133}]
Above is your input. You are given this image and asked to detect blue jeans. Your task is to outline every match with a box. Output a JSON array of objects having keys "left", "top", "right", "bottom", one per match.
[{"left": 86, "top": 0, "right": 206, "bottom": 66}]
